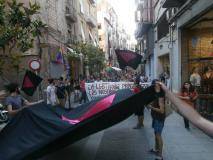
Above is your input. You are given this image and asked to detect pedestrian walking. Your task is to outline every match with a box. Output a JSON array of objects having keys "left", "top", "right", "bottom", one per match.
[
  {"left": 148, "top": 79, "right": 165, "bottom": 160},
  {"left": 79, "top": 76, "right": 87, "bottom": 104},
  {"left": 133, "top": 80, "right": 144, "bottom": 129},
  {"left": 65, "top": 78, "right": 72, "bottom": 109},
  {"left": 178, "top": 81, "right": 198, "bottom": 130},
  {"left": 56, "top": 77, "right": 67, "bottom": 108},
  {"left": 46, "top": 78, "right": 58, "bottom": 106}
]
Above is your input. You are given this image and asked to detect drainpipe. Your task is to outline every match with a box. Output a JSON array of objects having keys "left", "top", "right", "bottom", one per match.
[{"left": 168, "top": 25, "right": 173, "bottom": 92}]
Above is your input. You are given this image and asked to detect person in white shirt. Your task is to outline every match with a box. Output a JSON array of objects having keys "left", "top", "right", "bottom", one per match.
[
  {"left": 190, "top": 67, "right": 201, "bottom": 89},
  {"left": 46, "top": 79, "right": 58, "bottom": 106}
]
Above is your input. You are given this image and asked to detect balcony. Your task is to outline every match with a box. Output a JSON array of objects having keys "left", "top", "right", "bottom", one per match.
[
  {"left": 162, "top": 0, "right": 188, "bottom": 8},
  {"left": 89, "top": 0, "right": 96, "bottom": 4},
  {"left": 135, "top": 22, "right": 153, "bottom": 39},
  {"left": 65, "top": 6, "right": 77, "bottom": 22},
  {"left": 85, "top": 15, "right": 97, "bottom": 28}
]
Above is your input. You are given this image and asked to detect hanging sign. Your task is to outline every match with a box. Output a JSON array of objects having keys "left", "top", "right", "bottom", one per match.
[{"left": 29, "top": 59, "right": 41, "bottom": 71}]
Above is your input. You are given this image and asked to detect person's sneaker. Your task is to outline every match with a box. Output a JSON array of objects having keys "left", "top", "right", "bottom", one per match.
[
  {"left": 185, "top": 126, "right": 190, "bottom": 130},
  {"left": 155, "top": 156, "right": 163, "bottom": 160},
  {"left": 149, "top": 148, "right": 159, "bottom": 155},
  {"left": 148, "top": 149, "right": 159, "bottom": 155},
  {"left": 133, "top": 124, "right": 142, "bottom": 129},
  {"left": 133, "top": 126, "right": 141, "bottom": 129}
]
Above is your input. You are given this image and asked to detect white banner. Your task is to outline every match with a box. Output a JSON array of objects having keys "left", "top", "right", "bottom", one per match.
[{"left": 85, "top": 82, "right": 150, "bottom": 101}]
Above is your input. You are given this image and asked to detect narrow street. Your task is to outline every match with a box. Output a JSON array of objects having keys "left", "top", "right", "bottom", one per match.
[
  {"left": 41, "top": 109, "right": 213, "bottom": 160},
  {"left": 0, "top": 0, "right": 213, "bottom": 159}
]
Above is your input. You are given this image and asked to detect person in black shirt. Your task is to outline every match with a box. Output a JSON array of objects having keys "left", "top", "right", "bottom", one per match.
[
  {"left": 133, "top": 80, "right": 145, "bottom": 129},
  {"left": 148, "top": 79, "right": 165, "bottom": 160},
  {"left": 56, "top": 77, "right": 67, "bottom": 108}
]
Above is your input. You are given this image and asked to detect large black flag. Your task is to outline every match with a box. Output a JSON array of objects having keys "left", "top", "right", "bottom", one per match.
[
  {"left": 115, "top": 49, "right": 142, "bottom": 70},
  {"left": 21, "top": 70, "right": 43, "bottom": 96},
  {"left": 0, "top": 86, "right": 156, "bottom": 160}
]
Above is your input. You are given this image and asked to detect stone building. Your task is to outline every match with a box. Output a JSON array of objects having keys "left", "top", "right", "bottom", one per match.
[
  {"left": 97, "top": 0, "right": 132, "bottom": 67},
  {"left": 135, "top": 0, "right": 155, "bottom": 78},
  {"left": 0, "top": 0, "right": 99, "bottom": 100},
  {"left": 135, "top": 0, "right": 213, "bottom": 93},
  {"left": 10, "top": 0, "right": 98, "bottom": 81}
]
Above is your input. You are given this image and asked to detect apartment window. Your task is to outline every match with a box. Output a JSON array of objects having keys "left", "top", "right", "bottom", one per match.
[
  {"left": 80, "top": 0, "right": 84, "bottom": 14},
  {"left": 98, "top": 24, "right": 101, "bottom": 29},
  {"left": 81, "top": 21, "right": 85, "bottom": 42},
  {"left": 99, "top": 37, "right": 102, "bottom": 41}
]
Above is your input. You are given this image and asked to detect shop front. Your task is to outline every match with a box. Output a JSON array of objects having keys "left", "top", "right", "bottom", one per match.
[{"left": 181, "top": 9, "right": 213, "bottom": 120}]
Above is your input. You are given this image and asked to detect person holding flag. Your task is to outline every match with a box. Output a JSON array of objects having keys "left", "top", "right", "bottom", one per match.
[{"left": 5, "top": 83, "right": 43, "bottom": 117}]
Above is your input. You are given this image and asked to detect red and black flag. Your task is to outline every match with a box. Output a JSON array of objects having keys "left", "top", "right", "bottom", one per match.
[
  {"left": 115, "top": 49, "right": 142, "bottom": 70},
  {"left": 21, "top": 70, "right": 43, "bottom": 96},
  {"left": 0, "top": 87, "right": 156, "bottom": 160}
]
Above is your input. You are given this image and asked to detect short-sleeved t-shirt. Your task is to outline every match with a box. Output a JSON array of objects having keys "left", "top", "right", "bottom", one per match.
[
  {"left": 46, "top": 85, "right": 57, "bottom": 105},
  {"left": 151, "top": 92, "right": 165, "bottom": 122},
  {"left": 5, "top": 95, "right": 24, "bottom": 110},
  {"left": 56, "top": 83, "right": 66, "bottom": 99}
]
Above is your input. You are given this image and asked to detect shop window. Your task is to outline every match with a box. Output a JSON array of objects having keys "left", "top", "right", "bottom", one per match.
[
  {"left": 184, "top": 28, "right": 213, "bottom": 95},
  {"left": 98, "top": 24, "right": 101, "bottom": 29}
]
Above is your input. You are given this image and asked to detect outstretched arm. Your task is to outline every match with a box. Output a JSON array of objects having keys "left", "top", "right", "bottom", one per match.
[
  {"left": 157, "top": 82, "right": 213, "bottom": 138},
  {"left": 24, "top": 99, "right": 44, "bottom": 106},
  {"left": 7, "top": 105, "right": 22, "bottom": 116}
]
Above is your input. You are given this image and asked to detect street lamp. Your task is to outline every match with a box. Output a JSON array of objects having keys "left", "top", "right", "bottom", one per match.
[
  {"left": 79, "top": 53, "right": 83, "bottom": 75},
  {"left": 84, "top": 55, "right": 89, "bottom": 77}
]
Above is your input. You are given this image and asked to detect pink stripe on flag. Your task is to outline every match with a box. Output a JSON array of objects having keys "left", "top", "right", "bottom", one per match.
[{"left": 62, "top": 94, "right": 115, "bottom": 124}]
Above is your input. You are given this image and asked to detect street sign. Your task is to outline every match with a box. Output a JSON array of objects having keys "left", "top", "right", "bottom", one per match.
[{"left": 29, "top": 59, "right": 41, "bottom": 71}]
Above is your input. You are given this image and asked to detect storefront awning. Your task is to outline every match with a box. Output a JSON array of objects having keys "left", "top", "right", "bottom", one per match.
[
  {"left": 135, "top": 23, "right": 152, "bottom": 39},
  {"left": 162, "top": 0, "right": 187, "bottom": 8}
]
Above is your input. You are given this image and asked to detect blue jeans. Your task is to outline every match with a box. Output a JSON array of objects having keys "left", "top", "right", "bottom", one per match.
[{"left": 152, "top": 119, "right": 164, "bottom": 134}]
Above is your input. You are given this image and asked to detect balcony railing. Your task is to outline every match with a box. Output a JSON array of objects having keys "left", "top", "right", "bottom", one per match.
[
  {"left": 162, "top": 0, "right": 188, "bottom": 8},
  {"left": 67, "top": 35, "right": 78, "bottom": 44},
  {"left": 89, "top": 0, "right": 96, "bottom": 4},
  {"left": 65, "top": 6, "right": 77, "bottom": 22},
  {"left": 85, "top": 15, "right": 97, "bottom": 28}
]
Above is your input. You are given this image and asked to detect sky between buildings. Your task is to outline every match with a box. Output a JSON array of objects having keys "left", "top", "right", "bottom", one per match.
[{"left": 108, "top": 0, "right": 136, "bottom": 43}]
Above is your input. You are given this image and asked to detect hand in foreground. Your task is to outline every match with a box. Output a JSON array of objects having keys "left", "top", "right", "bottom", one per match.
[
  {"left": 156, "top": 82, "right": 168, "bottom": 91},
  {"left": 37, "top": 100, "right": 44, "bottom": 103}
]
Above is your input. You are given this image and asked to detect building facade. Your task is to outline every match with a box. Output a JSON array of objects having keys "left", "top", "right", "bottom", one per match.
[
  {"left": 162, "top": 0, "right": 213, "bottom": 92},
  {"left": 97, "top": 0, "right": 118, "bottom": 67},
  {"left": 97, "top": 0, "right": 132, "bottom": 67},
  {"left": 135, "top": 0, "right": 213, "bottom": 93},
  {"left": 19, "top": 0, "right": 98, "bottom": 81},
  {"left": 135, "top": 0, "right": 155, "bottom": 78}
]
